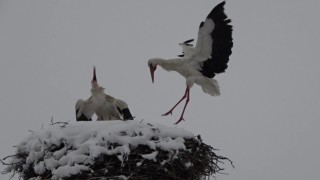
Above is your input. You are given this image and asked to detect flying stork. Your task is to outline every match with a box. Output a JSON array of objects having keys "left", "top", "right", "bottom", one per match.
[
  {"left": 147, "top": 1, "right": 233, "bottom": 124},
  {"left": 75, "top": 67, "right": 134, "bottom": 121}
]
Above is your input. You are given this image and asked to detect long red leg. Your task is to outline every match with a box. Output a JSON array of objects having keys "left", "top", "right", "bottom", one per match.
[
  {"left": 174, "top": 87, "right": 190, "bottom": 125},
  {"left": 162, "top": 87, "right": 188, "bottom": 116}
]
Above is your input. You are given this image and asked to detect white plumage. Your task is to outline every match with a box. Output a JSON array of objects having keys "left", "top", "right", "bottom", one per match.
[
  {"left": 75, "top": 67, "right": 134, "bottom": 121},
  {"left": 178, "top": 39, "right": 195, "bottom": 58},
  {"left": 148, "top": 1, "right": 233, "bottom": 124}
]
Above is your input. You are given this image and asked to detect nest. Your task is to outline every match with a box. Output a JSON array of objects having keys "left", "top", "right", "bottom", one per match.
[{"left": 2, "top": 135, "right": 232, "bottom": 180}]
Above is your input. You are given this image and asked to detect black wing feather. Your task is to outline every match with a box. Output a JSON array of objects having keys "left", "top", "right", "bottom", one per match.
[
  {"left": 200, "top": 1, "right": 233, "bottom": 78},
  {"left": 122, "top": 108, "right": 134, "bottom": 120},
  {"left": 183, "top": 39, "right": 194, "bottom": 45},
  {"left": 76, "top": 109, "right": 92, "bottom": 121}
]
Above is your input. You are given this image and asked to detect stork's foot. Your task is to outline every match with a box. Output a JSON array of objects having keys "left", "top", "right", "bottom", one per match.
[
  {"left": 162, "top": 110, "right": 173, "bottom": 116},
  {"left": 174, "top": 116, "right": 185, "bottom": 125}
]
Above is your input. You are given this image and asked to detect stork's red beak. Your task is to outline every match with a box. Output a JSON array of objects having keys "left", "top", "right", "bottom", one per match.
[
  {"left": 149, "top": 65, "right": 155, "bottom": 83},
  {"left": 92, "top": 66, "right": 97, "bottom": 82}
]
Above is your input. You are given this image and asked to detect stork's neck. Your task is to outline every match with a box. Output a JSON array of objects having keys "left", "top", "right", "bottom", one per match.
[
  {"left": 150, "top": 58, "right": 183, "bottom": 72},
  {"left": 91, "top": 87, "right": 105, "bottom": 93},
  {"left": 91, "top": 83, "right": 105, "bottom": 94}
]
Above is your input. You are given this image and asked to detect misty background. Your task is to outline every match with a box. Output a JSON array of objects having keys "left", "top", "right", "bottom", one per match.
[{"left": 1, "top": 0, "right": 319, "bottom": 179}]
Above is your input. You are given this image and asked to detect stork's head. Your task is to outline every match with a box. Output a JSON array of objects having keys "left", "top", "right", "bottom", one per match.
[
  {"left": 91, "top": 66, "right": 99, "bottom": 89},
  {"left": 148, "top": 59, "right": 157, "bottom": 83}
]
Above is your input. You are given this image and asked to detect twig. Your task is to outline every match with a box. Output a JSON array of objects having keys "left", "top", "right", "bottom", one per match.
[
  {"left": 0, "top": 158, "right": 24, "bottom": 166},
  {"left": 2, "top": 153, "right": 25, "bottom": 161},
  {"left": 50, "top": 117, "right": 70, "bottom": 128}
]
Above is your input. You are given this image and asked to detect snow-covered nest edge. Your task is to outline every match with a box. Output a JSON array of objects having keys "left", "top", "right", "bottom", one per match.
[{"left": 1, "top": 121, "right": 233, "bottom": 180}]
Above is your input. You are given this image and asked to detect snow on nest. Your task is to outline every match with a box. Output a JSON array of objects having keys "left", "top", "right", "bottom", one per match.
[{"left": 7, "top": 121, "right": 194, "bottom": 179}]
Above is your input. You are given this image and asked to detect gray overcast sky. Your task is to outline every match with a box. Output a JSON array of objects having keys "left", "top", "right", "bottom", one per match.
[{"left": 1, "top": 0, "right": 320, "bottom": 180}]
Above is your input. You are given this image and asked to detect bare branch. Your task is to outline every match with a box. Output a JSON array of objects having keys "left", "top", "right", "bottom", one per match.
[
  {"left": 0, "top": 158, "right": 24, "bottom": 166},
  {"left": 50, "top": 117, "right": 70, "bottom": 128}
]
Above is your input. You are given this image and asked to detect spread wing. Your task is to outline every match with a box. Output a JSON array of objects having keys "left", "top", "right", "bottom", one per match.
[
  {"left": 113, "top": 99, "right": 134, "bottom": 120},
  {"left": 75, "top": 99, "right": 94, "bottom": 121},
  {"left": 192, "top": 1, "right": 233, "bottom": 78}
]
